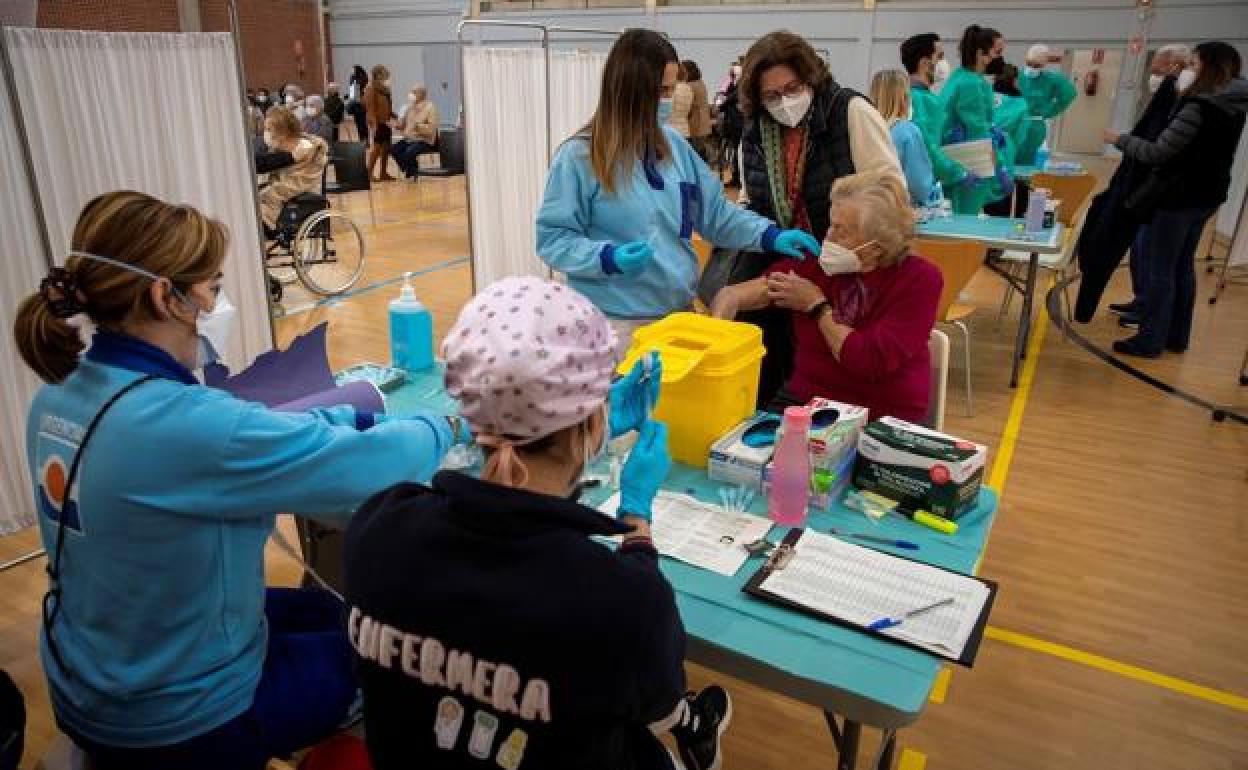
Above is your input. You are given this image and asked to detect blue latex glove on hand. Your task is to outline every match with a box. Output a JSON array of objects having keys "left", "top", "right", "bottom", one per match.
[
  {"left": 609, "top": 352, "right": 662, "bottom": 439},
  {"left": 619, "top": 420, "right": 672, "bottom": 522},
  {"left": 990, "top": 126, "right": 1007, "bottom": 150},
  {"left": 947, "top": 124, "right": 967, "bottom": 144},
  {"left": 995, "top": 168, "right": 1013, "bottom": 192},
  {"left": 957, "top": 171, "right": 981, "bottom": 188},
  {"left": 613, "top": 241, "right": 654, "bottom": 276},
  {"left": 772, "top": 229, "right": 821, "bottom": 260}
]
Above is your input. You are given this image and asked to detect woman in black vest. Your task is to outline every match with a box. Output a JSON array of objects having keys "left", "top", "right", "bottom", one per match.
[
  {"left": 1104, "top": 42, "right": 1246, "bottom": 357},
  {"left": 736, "top": 30, "right": 903, "bottom": 406}
]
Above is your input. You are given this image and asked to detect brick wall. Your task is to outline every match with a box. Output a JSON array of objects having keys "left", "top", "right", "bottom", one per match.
[
  {"left": 33, "top": 1, "right": 326, "bottom": 96},
  {"left": 200, "top": 0, "right": 326, "bottom": 96},
  {"left": 36, "top": 0, "right": 181, "bottom": 31}
]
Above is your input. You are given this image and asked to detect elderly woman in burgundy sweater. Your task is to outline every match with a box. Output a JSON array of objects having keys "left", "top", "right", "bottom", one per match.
[{"left": 711, "top": 172, "right": 942, "bottom": 423}]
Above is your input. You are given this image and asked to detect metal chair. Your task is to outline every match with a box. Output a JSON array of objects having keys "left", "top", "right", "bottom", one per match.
[
  {"left": 915, "top": 239, "right": 986, "bottom": 416},
  {"left": 926, "top": 329, "right": 950, "bottom": 432},
  {"left": 324, "top": 141, "right": 376, "bottom": 227}
]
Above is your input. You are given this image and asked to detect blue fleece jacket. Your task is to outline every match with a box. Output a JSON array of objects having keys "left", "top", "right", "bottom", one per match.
[
  {"left": 26, "top": 331, "right": 453, "bottom": 747},
  {"left": 536, "top": 125, "right": 780, "bottom": 319}
]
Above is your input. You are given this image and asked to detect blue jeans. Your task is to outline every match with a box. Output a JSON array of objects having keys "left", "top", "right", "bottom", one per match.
[
  {"left": 66, "top": 588, "right": 356, "bottom": 770},
  {"left": 1128, "top": 223, "right": 1150, "bottom": 305},
  {"left": 1133, "top": 206, "right": 1215, "bottom": 352},
  {"left": 390, "top": 139, "right": 436, "bottom": 177}
]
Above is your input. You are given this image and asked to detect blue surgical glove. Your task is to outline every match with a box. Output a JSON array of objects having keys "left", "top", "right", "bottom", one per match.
[
  {"left": 609, "top": 241, "right": 654, "bottom": 276},
  {"left": 947, "top": 124, "right": 967, "bottom": 143},
  {"left": 990, "top": 126, "right": 1007, "bottom": 150},
  {"left": 619, "top": 420, "right": 672, "bottom": 522},
  {"left": 772, "top": 229, "right": 821, "bottom": 260},
  {"left": 956, "top": 171, "right": 981, "bottom": 188},
  {"left": 609, "top": 352, "right": 662, "bottom": 439},
  {"left": 995, "top": 168, "right": 1013, "bottom": 193}
]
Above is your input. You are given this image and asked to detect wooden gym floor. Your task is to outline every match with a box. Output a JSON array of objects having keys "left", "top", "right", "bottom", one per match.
[{"left": 2, "top": 163, "right": 1245, "bottom": 769}]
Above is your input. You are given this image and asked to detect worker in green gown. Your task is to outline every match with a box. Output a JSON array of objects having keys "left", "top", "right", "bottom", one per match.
[
  {"left": 1017, "top": 43, "right": 1077, "bottom": 165},
  {"left": 939, "top": 25, "right": 1010, "bottom": 214},
  {"left": 901, "top": 33, "right": 972, "bottom": 201}
]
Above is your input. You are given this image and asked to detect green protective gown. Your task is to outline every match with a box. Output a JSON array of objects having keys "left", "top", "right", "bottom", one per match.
[
  {"left": 1017, "top": 70, "right": 1077, "bottom": 165},
  {"left": 991, "top": 92, "right": 1031, "bottom": 201},
  {"left": 910, "top": 83, "right": 966, "bottom": 189},
  {"left": 939, "top": 67, "right": 1003, "bottom": 214}
]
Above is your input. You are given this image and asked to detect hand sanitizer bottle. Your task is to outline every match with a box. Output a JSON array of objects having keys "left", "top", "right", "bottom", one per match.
[{"left": 389, "top": 273, "right": 434, "bottom": 371}]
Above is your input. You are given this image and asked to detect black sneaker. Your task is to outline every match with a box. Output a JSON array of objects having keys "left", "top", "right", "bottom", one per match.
[
  {"left": 671, "top": 686, "right": 733, "bottom": 770},
  {"left": 1113, "top": 337, "right": 1161, "bottom": 359},
  {"left": 1118, "top": 314, "right": 1140, "bottom": 328},
  {"left": 1108, "top": 301, "right": 1140, "bottom": 316}
]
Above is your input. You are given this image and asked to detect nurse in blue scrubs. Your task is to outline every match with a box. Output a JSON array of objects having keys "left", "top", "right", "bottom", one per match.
[
  {"left": 14, "top": 191, "right": 461, "bottom": 770},
  {"left": 537, "top": 28, "right": 819, "bottom": 344}
]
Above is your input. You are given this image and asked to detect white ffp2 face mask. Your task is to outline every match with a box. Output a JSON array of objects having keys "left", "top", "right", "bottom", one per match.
[
  {"left": 819, "top": 240, "right": 877, "bottom": 275},
  {"left": 1178, "top": 68, "right": 1197, "bottom": 91},
  {"left": 766, "top": 89, "right": 813, "bottom": 128},
  {"left": 195, "top": 292, "right": 237, "bottom": 368},
  {"left": 933, "top": 59, "right": 951, "bottom": 84},
  {"left": 1149, "top": 74, "right": 1164, "bottom": 93}
]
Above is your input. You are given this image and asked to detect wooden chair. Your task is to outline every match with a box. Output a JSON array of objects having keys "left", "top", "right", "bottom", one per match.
[
  {"left": 926, "top": 329, "right": 950, "bottom": 432},
  {"left": 914, "top": 238, "right": 986, "bottom": 416}
]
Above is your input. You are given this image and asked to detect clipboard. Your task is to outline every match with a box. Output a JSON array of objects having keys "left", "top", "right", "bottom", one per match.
[{"left": 743, "top": 529, "right": 998, "bottom": 667}]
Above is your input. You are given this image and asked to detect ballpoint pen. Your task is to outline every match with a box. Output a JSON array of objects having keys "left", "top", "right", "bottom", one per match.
[
  {"left": 826, "top": 526, "right": 919, "bottom": 551},
  {"left": 867, "top": 597, "right": 955, "bottom": 631}
]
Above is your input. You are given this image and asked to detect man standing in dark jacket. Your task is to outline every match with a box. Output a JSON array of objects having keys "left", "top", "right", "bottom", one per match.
[
  {"left": 345, "top": 276, "right": 731, "bottom": 770},
  {"left": 1074, "top": 44, "right": 1189, "bottom": 322},
  {"left": 324, "top": 82, "right": 346, "bottom": 144}
]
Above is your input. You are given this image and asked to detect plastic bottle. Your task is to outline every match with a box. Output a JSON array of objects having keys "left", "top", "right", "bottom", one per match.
[
  {"left": 1034, "top": 137, "right": 1051, "bottom": 172},
  {"left": 768, "top": 406, "right": 812, "bottom": 527},
  {"left": 390, "top": 273, "right": 434, "bottom": 371},
  {"left": 927, "top": 181, "right": 944, "bottom": 211},
  {"left": 1025, "top": 188, "right": 1049, "bottom": 234}
]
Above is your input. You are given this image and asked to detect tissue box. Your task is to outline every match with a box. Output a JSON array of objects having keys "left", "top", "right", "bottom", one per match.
[
  {"left": 707, "top": 412, "right": 775, "bottom": 488},
  {"left": 852, "top": 417, "right": 987, "bottom": 520}
]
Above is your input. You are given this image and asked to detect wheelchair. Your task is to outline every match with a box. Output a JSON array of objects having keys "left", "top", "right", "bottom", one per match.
[{"left": 264, "top": 177, "right": 366, "bottom": 304}]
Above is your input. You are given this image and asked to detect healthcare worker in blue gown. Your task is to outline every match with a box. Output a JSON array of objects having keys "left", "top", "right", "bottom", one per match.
[
  {"left": 537, "top": 28, "right": 820, "bottom": 346},
  {"left": 14, "top": 191, "right": 462, "bottom": 770}
]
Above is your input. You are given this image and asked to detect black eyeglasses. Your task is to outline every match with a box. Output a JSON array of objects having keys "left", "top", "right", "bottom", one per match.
[{"left": 761, "top": 80, "right": 806, "bottom": 107}]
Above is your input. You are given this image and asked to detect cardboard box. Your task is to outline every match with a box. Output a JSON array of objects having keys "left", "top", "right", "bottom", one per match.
[{"left": 852, "top": 417, "right": 987, "bottom": 520}]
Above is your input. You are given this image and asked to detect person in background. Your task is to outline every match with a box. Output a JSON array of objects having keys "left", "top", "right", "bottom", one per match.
[
  {"left": 939, "top": 25, "right": 1010, "bottom": 214},
  {"left": 869, "top": 69, "right": 936, "bottom": 206},
  {"left": 258, "top": 106, "right": 328, "bottom": 235},
  {"left": 1104, "top": 44, "right": 1192, "bottom": 319},
  {"left": 14, "top": 191, "right": 460, "bottom": 770},
  {"left": 536, "top": 29, "right": 819, "bottom": 350},
  {"left": 390, "top": 85, "right": 440, "bottom": 180},
  {"left": 283, "top": 83, "right": 307, "bottom": 122},
  {"left": 716, "top": 57, "right": 742, "bottom": 106},
  {"left": 1103, "top": 42, "right": 1246, "bottom": 357},
  {"left": 683, "top": 60, "right": 713, "bottom": 161},
  {"left": 363, "top": 65, "right": 395, "bottom": 182},
  {"left": 711, "top": 172, "right": 942, "bottom": 422},
  {"left": 984, "top": 64, "right": 1033, "bottom": 217},
  {"left": 901, "top": 33, "right": 966, "bottom": 201},
  {"left": 667, "top": 63, "right": 695, "bottom": 139},
  {"left": 1016, "top": 44, "right": 1077, "bottom": 166},
  {"left": 345, "top": 275, "right": 732, "bottom": 770},
  {"left": 734, "top": 30, "right": 903, "bottom": 406},
  {"left": 301, "top": 95, "right": 335, "bottom": 144},
  {"left": 254, "top": 87, "right": 272, "bottom": 114},
  {"left": 347, "top": 65, "right": 370, "bottom": 143},
  {"left": 324, "top": 82, "right": 346, "bottom": 144}
]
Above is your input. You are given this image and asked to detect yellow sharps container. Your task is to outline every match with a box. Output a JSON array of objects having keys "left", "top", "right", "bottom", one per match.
[{"left": 617, "top": 313, "right": 764, "bottom": 468}]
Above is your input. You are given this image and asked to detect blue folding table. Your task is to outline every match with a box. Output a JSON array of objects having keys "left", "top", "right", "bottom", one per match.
[{"left": 385, "top": 371, "right": 1000, "bottom": 769}]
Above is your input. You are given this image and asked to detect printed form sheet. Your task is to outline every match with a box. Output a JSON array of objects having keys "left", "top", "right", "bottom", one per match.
[
  {"left": 599, "top": 491, "right": 772, "bottom": 577},
  {"left": 760, "top": 529, "right": 990, "bottom": 659}
]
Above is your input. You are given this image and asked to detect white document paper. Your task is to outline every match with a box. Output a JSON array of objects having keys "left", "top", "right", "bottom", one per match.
[
  {"left": 759, "top": 529, "right": 990, "bottom": 660},
  {"left": 599, "top": 490, "right": 773, "bottom": 577},
  {"left": 941, "top": 138, "right": 996, "bottom": 178}
]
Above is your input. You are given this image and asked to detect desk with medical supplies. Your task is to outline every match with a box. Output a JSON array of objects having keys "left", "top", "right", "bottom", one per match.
[
  {"left": 385, "top": 368, "right": 1001, "bottom": 770},
  {"left": 916, "top": 215, "right": 1064, "bottom": 388}
]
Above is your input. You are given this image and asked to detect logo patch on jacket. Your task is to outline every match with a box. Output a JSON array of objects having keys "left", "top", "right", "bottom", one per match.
[{"left": 36, "top": 415, "right": 87, "bottom": 533}]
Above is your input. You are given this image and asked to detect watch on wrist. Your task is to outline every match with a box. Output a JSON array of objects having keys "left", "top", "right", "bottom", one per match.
[{"left": 806, "top": 300, "right": 831, "bottom": 320}]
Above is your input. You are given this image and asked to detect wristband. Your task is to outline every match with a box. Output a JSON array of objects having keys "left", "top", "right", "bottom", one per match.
[{"left": 806, "top": 300, "right": 831, "bottom": 320}]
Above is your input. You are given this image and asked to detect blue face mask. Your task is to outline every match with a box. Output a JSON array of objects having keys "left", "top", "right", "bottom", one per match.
[{"left": 657, "top": 98, "right": 674, "bottom": 125}]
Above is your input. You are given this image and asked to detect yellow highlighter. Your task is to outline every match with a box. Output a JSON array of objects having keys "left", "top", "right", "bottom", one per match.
[{"left": 860, "top": 490, "right": 959, "bottom": 535}]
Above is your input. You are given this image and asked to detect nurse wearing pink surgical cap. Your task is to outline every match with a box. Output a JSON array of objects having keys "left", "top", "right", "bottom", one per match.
[{"left": 342, "top": 276, "right": 733, "bottom": 770}]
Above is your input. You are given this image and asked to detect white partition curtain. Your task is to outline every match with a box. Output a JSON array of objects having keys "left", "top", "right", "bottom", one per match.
[
  {"left": 464, "top": 47, "right": 607, "bottom": 290},
  {"left": 3, "top": 28, "right": 272, "bottom": 372},
  {"left": 0, "top": 49, "right": 44, "bottom": 536}
]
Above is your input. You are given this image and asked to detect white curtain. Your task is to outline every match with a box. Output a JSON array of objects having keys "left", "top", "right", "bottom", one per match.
[
  {"left": 0, "top": 48, "right": 44, "bottom": 536},
  {"left": 464, "top": 46, "right": 607, "bottom": 290},
  {"left": 3, "top": 28, "right": 272, "bottom": 372}
]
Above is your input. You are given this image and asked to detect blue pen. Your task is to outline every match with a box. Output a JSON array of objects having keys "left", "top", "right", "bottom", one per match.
[
  {"left": 827, "top": 526, "right": 919, "bottom": 551},
  {"left": 867, "top": 597, "right": 955, "bottom": 631}
]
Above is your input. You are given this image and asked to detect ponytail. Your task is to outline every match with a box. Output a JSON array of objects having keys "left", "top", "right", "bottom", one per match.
[
  {"left": 14, "top": 291, "right": 86, "bottom": 384},
  {"left": 959, "top": 25, "right": 1000, "bottom": 68}
]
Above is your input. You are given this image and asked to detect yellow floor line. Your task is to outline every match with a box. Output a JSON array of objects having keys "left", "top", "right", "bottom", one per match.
[
  {"left": 987, "top": 294, "right": 1051, "bottom": 495},
  {"left": 928, "top": 667, "right": 951, "bottom": 704},
  {"left": 985, "top": 626, "right": 1248, "bottom": 712},
  {"left": 898, "top": 748, "right": 927, "bottom": 770}
]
